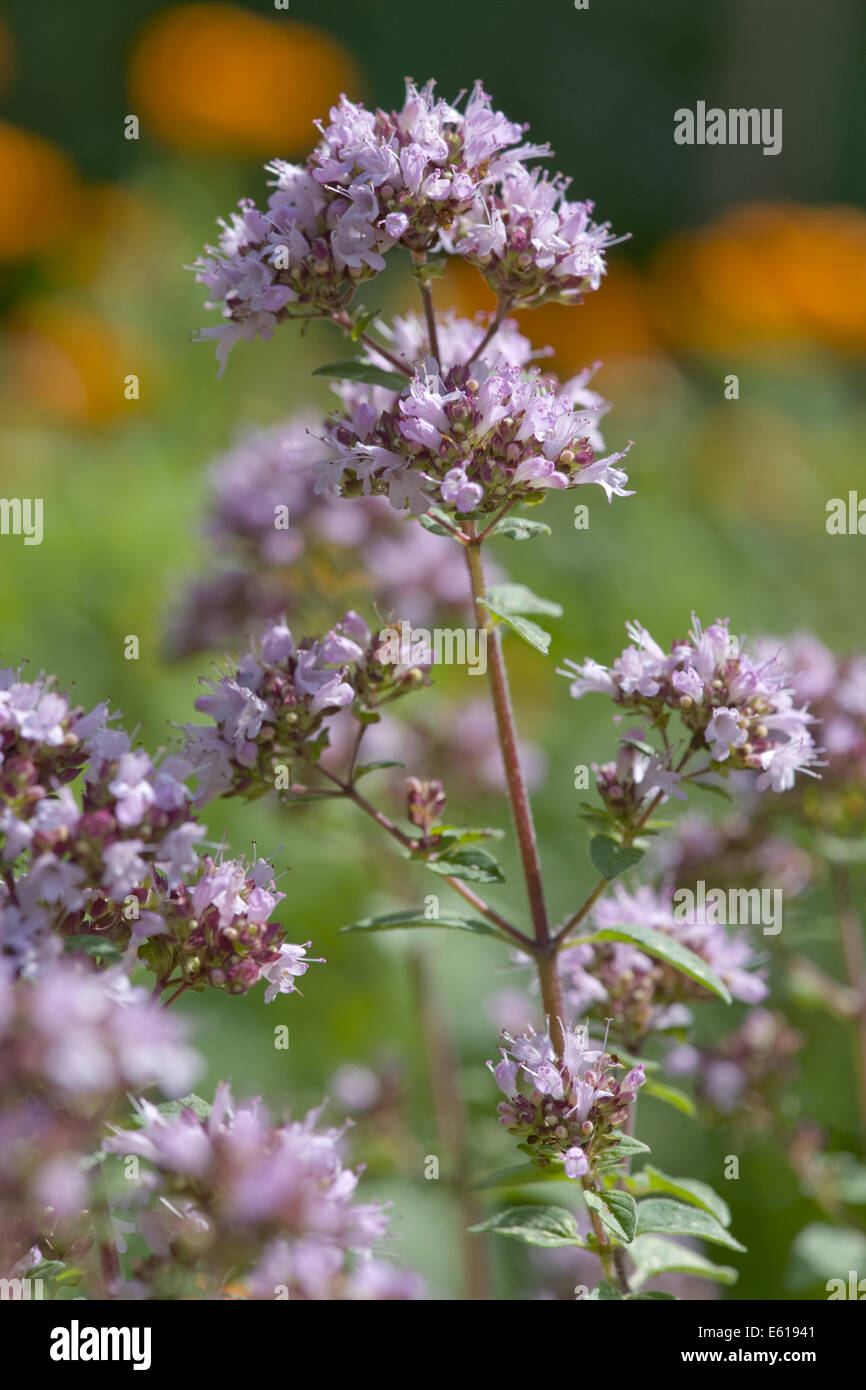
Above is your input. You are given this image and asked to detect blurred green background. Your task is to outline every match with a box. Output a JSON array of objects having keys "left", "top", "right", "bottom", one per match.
[{"left": 0, "top": 0, "right": 865, "bottom": 1299}]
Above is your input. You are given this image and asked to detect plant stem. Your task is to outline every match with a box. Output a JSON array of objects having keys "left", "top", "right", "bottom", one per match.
[
  {"left": 330, "top": 311, "right": 412, "bottom": 378},
  {"left": 462, "top": 525, "right": 565, "bottom": 1054},
  {"left": 415, "top": 268, "right": 440, "bottom": 361},
  {"left": 161, "top": 982, "right": 189, "bottom": 1009},
  {"left": 471, "top": 299, "right": 512, "bottom": 362},
  {"left": 831, "top": 864, "right": 866, "bottom": 1140},
  {"left": 409, "top": 950, "right": 491, "bottom": 1299},
  {"left": 554, "top": 741, "right": 702, "bottom": 946},
  {"left": 581, "top": 1174, "right": 630, "bottom": 1294}
]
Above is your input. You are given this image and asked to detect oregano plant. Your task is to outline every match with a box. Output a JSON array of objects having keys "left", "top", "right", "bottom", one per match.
[{"left": 0, "top": 77, "right": 848, "bottom": 1308}]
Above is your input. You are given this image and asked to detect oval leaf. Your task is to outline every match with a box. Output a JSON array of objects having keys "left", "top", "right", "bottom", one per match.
[
  {"left": 469, "top": 1204, "right": 585, "bottom": 1248},
  {"left": 478, "top": 599, "right": 551, "bottom": 655},
  {"left": 340, "top": 908, "right": 506, "bottom": 940},
  {"left": 629, "top": 1235, "right": 738, "bottom": 1288},
  {"left": 491, "top": 516, "right": 551, "bottom": 541},
  {"left": 312, "top": 359, "right": 407, "bottom": 390},
  {"left": 584, "top": 1189, "right": 637, "bottom": 1245},
  {"left": 486, "top": 583, "right": 563, "bottom": 618},
  {"left": 424, "top": 846, "right": 505, "bottom": 884},
  {"left": 588, "top": 921, "right": 732, "bottom": 1005},
  {"left": 589, "top": 835, "right": 645, "bottom": 881},
  {"left": 636, "top": 1198, "right": 746, "bottom": 1252},
  {"left": 627, "top": 1166, "right": 731, "bottom": 1228}
]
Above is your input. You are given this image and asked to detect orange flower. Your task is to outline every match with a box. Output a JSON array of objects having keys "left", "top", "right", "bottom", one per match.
[
  {"left": 1, "top": 301, "right": 153, "bottom": 426},
  {"left": 128, "top": 3, "right": 360, "bottom": 155},
  {"left": 0, "top": 123, "right": 82, "bottom": 262},
  {"left": 649, "top": 203, "right": 866, "bottom": 356}
]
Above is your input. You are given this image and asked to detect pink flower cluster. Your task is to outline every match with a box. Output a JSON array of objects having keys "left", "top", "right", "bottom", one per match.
[
  {"left": 454, "top": 166, "right": 626, "bottom": 307},
  {"left": 559, "top": 615, "right": 822, "bottom": 794},
  {"left": 0, "top": 671, "right": 316, "bottom": 1004},
  {"left": 0, "top": 956, "right": 199, "bottom": 1273},
  {"left": 318, "top": 352, "right": 631, "bottom": 516},
  {"left": 103, "top": 1085, "right": 422, "bottom": 1300},
  {"left": 488, "top": 1020, "right": 645, "bottom": 1180},
  {"left": 190, "top": 80, "right": 621, "bottom": 370},
  {"left": 559, "top": 882, "right": 768, "bottom": 1045},
  {"left": 167, "top": 404, "right": 475, "bottom": 658},
  {"left": 184, "top": 611, "right": 428, "bottom": 804}
]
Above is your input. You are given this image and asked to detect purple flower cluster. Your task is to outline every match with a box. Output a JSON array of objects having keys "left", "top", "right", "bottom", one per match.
[
  {"left": 559, "top": 615, "right": 822, "bottom": 794},
  {"left": 654, "top": 809, "right": 814, "bottom": 899},
  {"left": 785, "top": 634, "right": 866, "bottom": 786},
  {"left": 559, "top": 883, "right": 767, "bottom": 1045},
  {"left": 0, "top": 668, "right": 108, "bottom": 824},
  {"left": 103, "top": 1085, "right": 422, "bottom": 1300},
  {"left": 454, "top": 166, "right": 626, "bottom": 307},
  {"left": 318, "top": 353, "right": 631, "bottom": 516},
  {"left": 167, "top": 407, "right": 474, "bottom": 658},
  {"left": 190, "top": 80, "right": 621, "bottom": 371},
  {"left": 185, "top": 611, "right": 428, "bottom": 804},
  {"left": 1, "top": 671, "right": 316, "bottom": 1005},
  {"left": 0, "top": 957, "right": 199, "bottom": 1273},
  {"left": 488, "top": 1021, "right": 645, "bottom": 1179},
  {"left": 138, "top": 855, "right": 321, "bottom": 1000},
  {"left": 1, "top": 690, "right": 197, "bottom": 971}
]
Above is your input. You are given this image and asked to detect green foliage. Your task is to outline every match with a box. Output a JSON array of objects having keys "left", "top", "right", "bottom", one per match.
[{"left": 469, "top": 1205, "right": 585, "bottom": 1247}]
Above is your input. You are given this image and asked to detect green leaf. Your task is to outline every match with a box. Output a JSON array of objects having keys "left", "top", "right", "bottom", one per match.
[
  {"left": 27, "top": 1259, "right": 67, "bottom": 1280},
  {"left": 588, "top": 835, "right": 644, "bottom": 881},
  {"left": 348, "top": 306, "right": 380, "bottom": 340},
  {"left": 628, "top": 1235, "right": 738, "bottom": 1288},
  {"left": 477, "top": 599, "right": 551, "bottom": 655},
  {"left": 353, "top": 760, "right": 404, "bottom": 779},
  {"left": 591, "top": 1280, "right": 625, "bottom": 1300},
  {"left": 641, "top": 1077, "right": 697, "bottom": 1116},
  {"left": 586, "top": 920, "right": 732, "bottom": 1005},
  {"left": 63, "top": 935, "right": 123, "bottom": 962},
  {"left": 312, "top": 359, "right": 407, "bottom": 391},
  {"left": 626, "top": 1166, "right": 731, "bottom": 1227},
  {"left": 596, "top": 1136, "right": 652, "bottom": 1169},
  {"left": 636, "top": 1198, "right": 746, "bottom": 1252},
  {"left": 155, "top": 1093, "right": 213, "bottom": 1122},
  {"left": 419, "top": 508, "right": 456, "bottom": 538},
  {"left": 434, "top": 824, "right": 505, "bottom": 845},
  {"left": 471, "top": 1162, "right": 571, "bottom": 1191},
  {"left": 490, "top": 516, "right": 552, "bottom": 541},
  {"left": 339, "top": 908, "right": 505, "bottom": 939},
  {"left": 424, "top": 846, "right": 505, "bottom": 884},
  {"left": 469, "top": 1204, "right": 585, "bottom": 1248},
  {"left": 486, "top": 583, "right": 563, "bottom": 618},
  {"left": 584, "top": 1189, "right": 637, "bottom": 1245}
]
